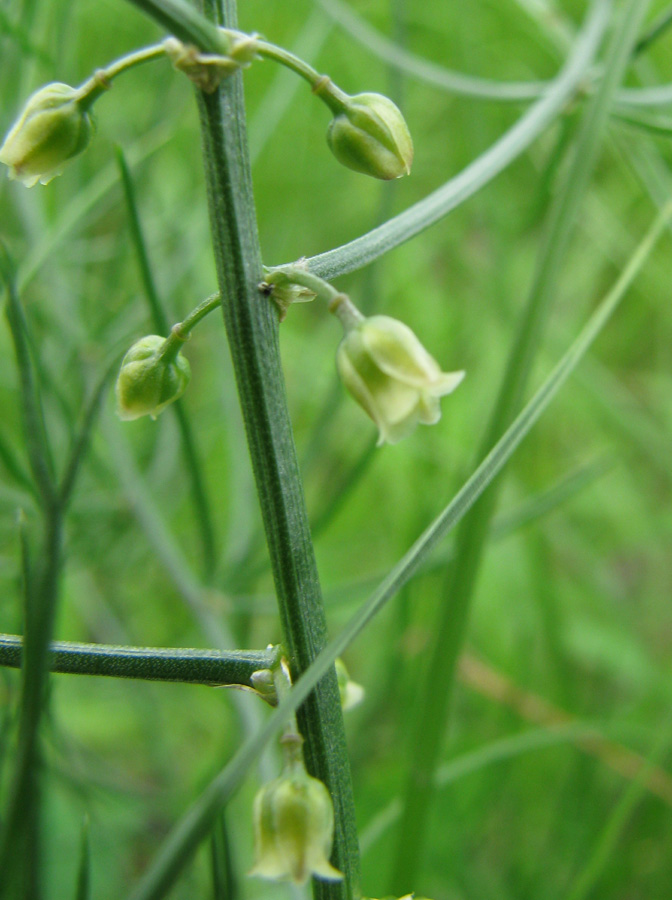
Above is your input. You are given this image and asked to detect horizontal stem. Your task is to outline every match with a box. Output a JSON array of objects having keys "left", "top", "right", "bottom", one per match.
[{"left": 0, "top": 633, "right": 276, "bottom": 686}]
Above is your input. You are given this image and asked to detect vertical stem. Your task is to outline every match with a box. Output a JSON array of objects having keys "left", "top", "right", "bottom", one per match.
[
  {"left": 195, "top": 1, "right": 360, "bottom": 897},
  {"left": 0, "top": 255, "right": 64, "bottom": 900}
]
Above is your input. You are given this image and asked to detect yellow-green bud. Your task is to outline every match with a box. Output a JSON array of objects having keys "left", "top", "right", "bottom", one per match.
[
  {"left": 115, "top": 335, "right": 190, "bottom": 421},
  {"left": 0, "top": 83, "right": 93, "bottom": 187},
  {"left": 250, "top": 769, "right": 343, "bottom": 885},
  {"left": 326, "top": 93, "right": 413, "bottom": 180},
  {"left": 335, "top": 312, "right": 464, "bottom": 445}
]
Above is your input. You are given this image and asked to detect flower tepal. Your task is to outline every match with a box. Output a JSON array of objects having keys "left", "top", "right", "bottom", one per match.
[
  {"left": 336, "top": 313, "right": 465, "bottom": 445},
  {"left": 0, "top": 83, "right": 92, "bottom": 187}
]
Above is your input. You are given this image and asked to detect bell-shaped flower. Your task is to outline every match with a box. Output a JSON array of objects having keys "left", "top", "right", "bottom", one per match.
[
  {"left": 115, "top": 335, "right": 190, "bottom": 421},
  {"left": 326, "top": 92, "right": 413, "bottom": 180},
  {"left": 250, "top": 767, "right": 343, "bottom": 885},
  {"left": 336, "top": 314, "right": 464, "bottom": 445},
  {"left": 0, "top": 83, "right": 93, "bottom": 187}
]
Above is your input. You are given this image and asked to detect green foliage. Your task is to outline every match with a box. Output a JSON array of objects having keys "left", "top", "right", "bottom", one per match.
[{"left": 2, "top": 0, "right": 672, "bottom": 899}]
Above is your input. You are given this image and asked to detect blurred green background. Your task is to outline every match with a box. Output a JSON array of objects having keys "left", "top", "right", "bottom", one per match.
[{"left": 1, "top": 0, "right": 672, "bottom": 898}]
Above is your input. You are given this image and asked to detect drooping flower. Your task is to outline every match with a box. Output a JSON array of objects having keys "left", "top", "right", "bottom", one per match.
[
  {"left": 250, "top": 768, "right": 343, "bottom": 885},
  {"left": 115, "top": 335, "right": 190, "bottom": 421},
  {"left": 0, "top": 83, "right": 92, "bottom": 187},
  {"left": 335, "top": 313, "right": 464, "bottom": 445},
  {"left": 326, "top": 92, "right": 413, "bottom": 180}
]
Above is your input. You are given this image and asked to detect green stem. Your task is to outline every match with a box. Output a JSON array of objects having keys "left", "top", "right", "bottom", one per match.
[
  {"left": 156, "top": 293, "right": 221, "bottom": 364},
  {"left": 0, "top": 249, "right": 67, "bottom": 899},
  {"left": 0, "top": 511, "right": 63, "bottom": 899},
  {"left": 255, "top": 40, "right": 349, "bottom": 112},
  {"left": 0, "top": 634, "right": 276, "bottom": 686},
  {"left": 77, "top": 43, "right": 167, "bottom": 108},
  {"left": 190, "top": 0, "right": 360, "bottom": 895},
  {"left": 634, "top": 3, "right": 672, "bottom": 55},
  {"left": 176, "top": 291, "right": 222, "bottom": 333}
]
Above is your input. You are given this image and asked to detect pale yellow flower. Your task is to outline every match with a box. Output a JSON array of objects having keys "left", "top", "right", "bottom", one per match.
[{"left": 336, "top": 315, "right": 464, "bottom": 445}]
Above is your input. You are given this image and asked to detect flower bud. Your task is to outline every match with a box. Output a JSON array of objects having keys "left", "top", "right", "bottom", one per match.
[
  {"left": 0, "top": 83, "right": 93, "bottom": 187},
  {"left": 335, "top": 658, "right": 364, "bottom": 711},
  {"left": 250, "top": 769, "right": 343, "bottom": 885},
  {"left": 326, "top": 93, "right": 413, "bottom": 180},
  {"left": 335, "top": 313, "right": 464, "bottom": 445},
  {"left": 115, "top": 335, "right": 190, "bottom": 421},
  {"left": 250, "top": 668, "right": 277, "bottom": 704}
]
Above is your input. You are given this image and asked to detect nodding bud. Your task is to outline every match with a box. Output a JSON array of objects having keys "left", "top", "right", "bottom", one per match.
[
  {"left": 334, "top": 310, "right": 464, "bottom": 445},
  {"left": 0, "top": 83, "right": 93, "bottom": 187},
  {"left": 115, "top": 335, "right": 190, "bottom": 421},
  {"left": 250, "top": 769, "right": 343, "bottom": 885},
  {"left": 326, "top": 92, "right": 413, "bottom": 180}
]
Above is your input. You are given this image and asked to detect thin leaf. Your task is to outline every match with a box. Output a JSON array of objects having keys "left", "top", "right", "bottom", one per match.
[
  {"left": 318, "top": 0, "right": 548, "bottom": 102},
  {"left": 564, "top": 721, "right": 672, "bottom": 900},
  {"left": 59, "top": 359, "right": 118, "bottom": 510},
  {"left": 210, "top": 813, "right": 238, "bottom": 900},
  {"left": 74, "top": 817, "right": 91, "bottom": 900},
  {"left": 0, "top": 245, "right": 56, "bottom": 509},
  {"left": 298, "top": 0, "right": 610, "bottom": 280}
]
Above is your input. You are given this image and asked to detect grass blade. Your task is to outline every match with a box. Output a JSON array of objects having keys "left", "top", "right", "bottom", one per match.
[
  {"left": 564, "top": 722, "right": 672, "bottom": 900},
  {"left": 210, "top": 813, "right": 238, "bottom": 900}
]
